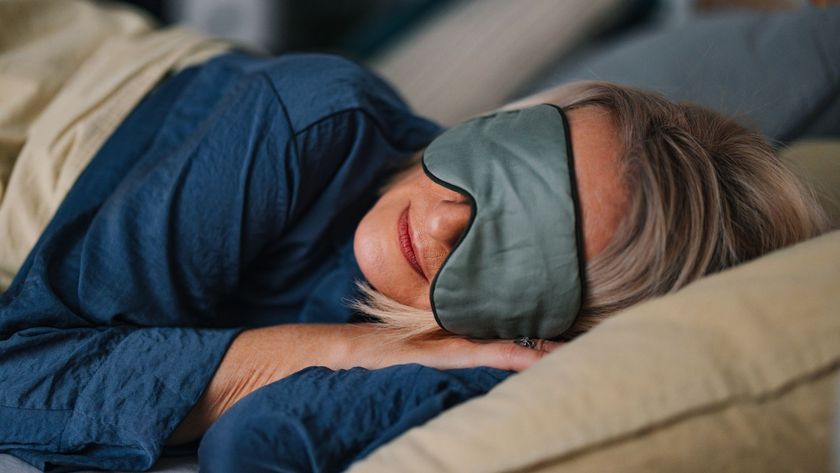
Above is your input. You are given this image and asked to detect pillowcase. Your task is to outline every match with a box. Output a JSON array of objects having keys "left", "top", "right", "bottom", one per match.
[
  {"left": 782, "top": 139, "right": 840, "bottom": 226},
  {"left": 517, "top": 6, "right": 840, "bottom": 143},
  {"left": 368, "top": 0, "right": 626, "bottom": 124},
  {"left": 350, "top": 228, "right": 840, "bottom": 473}
]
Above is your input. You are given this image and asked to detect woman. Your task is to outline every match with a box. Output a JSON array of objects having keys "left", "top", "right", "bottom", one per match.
[{"left": 0, "top": 49, "right": 828, "bottom": 472}]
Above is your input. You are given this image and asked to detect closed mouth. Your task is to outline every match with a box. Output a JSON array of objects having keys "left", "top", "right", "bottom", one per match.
[{"left": 398, "top": 206, "right": 427, "bottom": 280}]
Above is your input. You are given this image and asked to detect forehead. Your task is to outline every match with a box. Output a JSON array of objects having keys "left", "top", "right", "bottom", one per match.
[{"left": 564, "top": 106, "right": 627, "bottom": 260}]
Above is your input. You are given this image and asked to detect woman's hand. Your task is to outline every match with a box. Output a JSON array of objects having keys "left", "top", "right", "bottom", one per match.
[
  {"left": 331, "top": 323, "right": 560, "bottom": 372},
  {"left": 167, "top": 323, "right": 559, "bottom": 445}
]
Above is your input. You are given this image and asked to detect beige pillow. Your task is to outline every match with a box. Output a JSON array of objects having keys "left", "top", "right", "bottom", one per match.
[
  {"left": 350, "top": 144, "right": 840, "bottom": 472},
  {"left": 368, "top": 0, "right": 624, "bottom": 125},
  {"left": 351, "top": 228, "right": 840, "bottom": 473},
  {"left": 782, "top": 139, "right": 840, "bottom": 227}
]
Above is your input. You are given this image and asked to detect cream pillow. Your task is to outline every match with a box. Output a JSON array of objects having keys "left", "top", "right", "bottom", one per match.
[
  {"left": 350, "top": 144, "right": 840, "bottom": 472},
  {"left": 351, "top": 228, "right": 840, "bottom": 473},
  {"left": 368, "top": 0, "right": 624, "bottom": 125},
  {"left": 782, "top": 139, "right": 840, "bottom": 227}
]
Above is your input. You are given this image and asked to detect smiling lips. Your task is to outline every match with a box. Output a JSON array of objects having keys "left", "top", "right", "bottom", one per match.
[{"left": 398, "top": 207, "right": 427, "bottom": 280}]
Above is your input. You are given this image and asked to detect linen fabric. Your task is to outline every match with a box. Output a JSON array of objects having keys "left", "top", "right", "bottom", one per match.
[
  {"left": 423, "top": 104, "right": 582, "bottom": 339},
  {"left": 517, "top": 5, "right": 840, "bottom": 143},
  {"left": 0, "top": 0, "right": 232, "bottom": 289},
  {"left": 197, "top": 365, "right": 509, "bottom": 473},
  {"left": 350, "top": 228, "right": 840, "bottom": 471},
  {"left": 780, "top": 140, "right": 840, "bottom": 226},
  {"left": 370, "top": 0, "right": 625, "bottom": 124},
  {"left": 0, "top": 51, "right": 441, "bottom": 471}
]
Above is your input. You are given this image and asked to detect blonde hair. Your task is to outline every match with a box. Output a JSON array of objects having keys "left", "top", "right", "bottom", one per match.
[{"left": 350, "top": 81, "right": 831, "bottom": 340}]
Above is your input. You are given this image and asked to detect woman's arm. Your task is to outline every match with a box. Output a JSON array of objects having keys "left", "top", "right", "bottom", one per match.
[
  {"left": 196, "top": 364, "right": 511, "bottom": 473},
  {"left": 169, "top": 323, "right": 557, "bottom": 444},
  {"left": 0, "top": 57, "right": 284, "bottom": 470}
]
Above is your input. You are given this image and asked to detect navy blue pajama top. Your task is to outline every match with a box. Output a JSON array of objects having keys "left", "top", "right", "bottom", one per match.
[{"left": 0, "top": 52, "right": 512, "bottom": 472}]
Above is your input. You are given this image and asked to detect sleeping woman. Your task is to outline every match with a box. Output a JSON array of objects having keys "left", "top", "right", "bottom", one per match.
[{"left": 0, "top": 49, "right": 828, "bottom": 472}]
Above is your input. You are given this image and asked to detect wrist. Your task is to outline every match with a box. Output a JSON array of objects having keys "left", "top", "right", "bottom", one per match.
[{"left": 168, "top": 329, "right": 264, "bottom": 445}]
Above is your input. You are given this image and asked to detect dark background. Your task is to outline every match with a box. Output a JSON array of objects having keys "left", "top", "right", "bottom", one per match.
[{"left": 118, "top": 0, "right": 657, "bottom": 61}]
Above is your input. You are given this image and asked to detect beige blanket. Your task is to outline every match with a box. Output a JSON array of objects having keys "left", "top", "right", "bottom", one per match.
[{"left": 0, "top": 0, "right": 230, "bottom": 289}]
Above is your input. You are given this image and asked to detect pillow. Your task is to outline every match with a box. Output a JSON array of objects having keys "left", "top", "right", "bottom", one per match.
[
  {"left": 516, "top": 6, "right": 840, "bottom": 143},
  {"left": 781, "top": 139, "right": 840, "bottom": 227},
  {"left": 350, "top": 229, "right": 840, "bottom": 473},
  {"left": 368, "top": 0, "right": 627, "bottom": 125},
  {"left": 349, "top": 146, "right": 840, "bottom": 472}
]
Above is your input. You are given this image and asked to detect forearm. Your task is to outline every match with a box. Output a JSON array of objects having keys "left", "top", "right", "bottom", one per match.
[
  {"left": 168, "top": 323, "right": 559, "bottom": 445},
  {"left": 168, "top": 325, "right": 345, "bottom": 445}
]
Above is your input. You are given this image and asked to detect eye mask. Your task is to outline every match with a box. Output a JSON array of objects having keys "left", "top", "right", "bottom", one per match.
[{"left": 422, "top": 104, "right": 583, "bottom": 339}]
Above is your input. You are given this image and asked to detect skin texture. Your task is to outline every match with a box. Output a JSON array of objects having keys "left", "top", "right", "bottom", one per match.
[
  {"left": 168, "top": 105, "right": 626, "bottom": 445},
  {"left": 353, "top": 105, "right": 627, "bottom": 308}
]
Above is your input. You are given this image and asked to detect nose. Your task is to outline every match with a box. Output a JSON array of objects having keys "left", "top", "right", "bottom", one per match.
[{"left": 425, "top": 199, "right": 471, "bottom": 249}]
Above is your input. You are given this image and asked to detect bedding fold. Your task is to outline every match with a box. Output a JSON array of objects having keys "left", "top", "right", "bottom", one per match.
[{"left": 0, "top": 0, "right": 231, "bottom": 289}]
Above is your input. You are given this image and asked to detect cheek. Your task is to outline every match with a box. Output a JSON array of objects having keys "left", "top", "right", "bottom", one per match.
[
  {"left": 353, "top": 211, "right": 387, "bottom": 281},
  {"left": 353, "top": 204, "right": 431, "bottom": 309}
]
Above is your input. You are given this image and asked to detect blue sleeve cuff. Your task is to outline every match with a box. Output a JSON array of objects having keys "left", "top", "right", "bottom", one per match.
[
  {"left": 2, "top": 327, "right": 240, "bottom": 472},
  {"left": 198, "top": 364, "right": 509, "bottom": 473}
]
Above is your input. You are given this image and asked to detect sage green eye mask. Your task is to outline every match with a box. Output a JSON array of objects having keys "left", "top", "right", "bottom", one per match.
[{"left": 422, "top": 104, "right": 583, "bottom": 339}]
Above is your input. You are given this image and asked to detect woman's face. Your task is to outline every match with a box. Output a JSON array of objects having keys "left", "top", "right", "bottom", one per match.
[{"left": 353, "top": 106, "right": 627, "bottom": 309}]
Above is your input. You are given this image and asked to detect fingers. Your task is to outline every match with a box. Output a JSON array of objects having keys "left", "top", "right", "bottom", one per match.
[
  {"left": 339, "top": 323, "right": 564, "bottom": 373},
  {"left": 471, "top": 337, "right": 562, "bottom": 352},
  {"left": 534, "top": 339, "right": 562, "bottom": 353},
  {"left": 494, "top": 341, "right": 551, "bottom": 371},
  {"left": 456, "top": 338, "right": 562, "bottom": 372},
  {"left": 494, "top": 342, "right": 545, "bottom": 372}
]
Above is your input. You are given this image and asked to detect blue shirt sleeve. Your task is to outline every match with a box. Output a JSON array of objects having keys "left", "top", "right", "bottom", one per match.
[
  {"left": 0, "top": 52, "right": 441, "bottom": 471},
  {"left": 197, "top": 365, "right": 511, "bottom": 473},
  {"left": 0, "top": 59, "right": 243, "bottom": 473}
]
